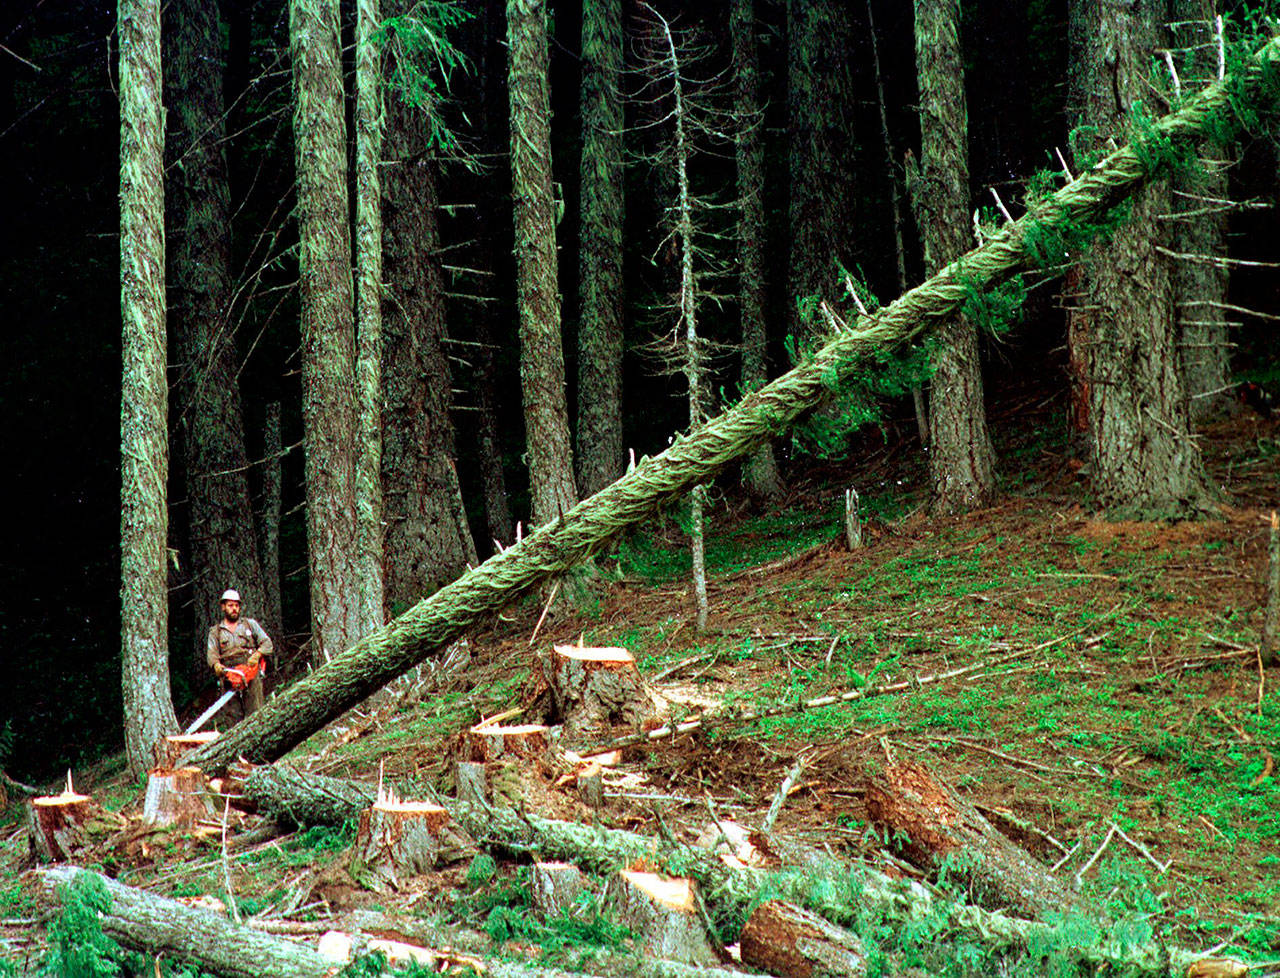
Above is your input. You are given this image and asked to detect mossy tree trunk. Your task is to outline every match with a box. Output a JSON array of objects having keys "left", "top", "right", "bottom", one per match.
[
  {"left": 354, "top": 0, "right": 386, "bottom": 632},
  {"left": 508, "top": 0, "right": 578, "bottom": 526},
  {"left": 912, "top": 0, "right": 996, "bottom": 514},
  {"left": 290, "top": 0, "right": 364, "bottom": 661},
  {"left": 576, "top": 0, "right": 625, "bottom": 499},
  {"left": 165, "top": 0, "right": 268, "bottom": 680},
  {"left": 119, "top": 0, "right": 178, "bottom": 777},
  {"left": 732, "top": 0, "right": 783, "bottom": 503},
  {"left": 1171, "top": 0, "right": 1234, "bottom": 423},
  {"left": 1069, "top": 0, "right": 1211, "bottom": 518}
]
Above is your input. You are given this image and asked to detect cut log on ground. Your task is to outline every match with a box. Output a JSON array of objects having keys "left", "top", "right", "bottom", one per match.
[
  {"left": 26, "top": 791, "right": 124, "bottom": 863},
  {"left": 864, "top": 760, "right": 1084, "bottom": 920},
  {"left": 467, "top": 722, "right": 550, "bottom": 762},
  {"left": 142, "top": 766, "right": 216, "bottom": 828},
  {"left": 154, "top": 732, "right": 220, "bottom": 769},
  {"left": 351, "top": 798, "right": 477, "bottom": 891},
  {"left": 181, "top": 39, "right": 1280, "bottom": 777},
  {"left": 607, "top": 869, "right": 718, "bottom": 967},
  {"left": 739, "top": 900, "right": 866, "bottom": 978},
  {"left": 240, "top": 763, "right": 1227, "bottom": 976},
  {"left": 545, "top": 644, "right": 659, "bottom": 737},
  {"left": 530, "top": 860, "right": 588, "bottom": 918}
]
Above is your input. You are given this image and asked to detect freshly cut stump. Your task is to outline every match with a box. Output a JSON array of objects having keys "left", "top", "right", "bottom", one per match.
[
  {"left": 740, "top": 900, "right": 867, "bottom": 978},
  {"left": 547, "top": 645, "right": 657, "bottom": 737},
  {"left": 607, "top": 870, "right": 716, "bottom": 966},
  {"left": 143, "top": 767, "right": 216, "bottom": 828},
  {"left": 27, "top": 791, "right": 119, "bottom": 863},
  {"left": 865, "top": 760, "right": 1082, "bottom": 920},
  {"left": 351, "top": 801, "right": 477, "bottom": 892},
  {"left": 531, "top": 861, "right": 587, "bottom": 918},
  {"left": 466, "top": 723, "right": 550, "bottom": 763},
  {"left": 155, "top": 732, "right": 220, "bottom": 770}
]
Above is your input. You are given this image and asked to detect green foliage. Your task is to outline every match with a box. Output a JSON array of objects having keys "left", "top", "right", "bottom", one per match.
[
  {"left": 38, "top": 874, "right": 138, "bottom": 978},
  {"left": 1128, "top": 100, "right": 1194, "bottom": 179},
  {"left": 377, "top": 1, "right": 472, "bottom": 153},
  {"left": 1022, "top": 199, "right": 1130, "bottom": 270},
  {"left": 466, "top": 853, "right": 497, "bottom": 887},
  {"left": 959, "top": 272, "right": 1026, "bottom": 337}
]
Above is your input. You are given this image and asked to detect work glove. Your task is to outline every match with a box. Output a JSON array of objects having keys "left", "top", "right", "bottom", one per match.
[
  {"left": 213, "top": 662, "right": 227, "bottom": 677},
  {"left": 246, "top": 650, "right": 262, "bottom": 669}
]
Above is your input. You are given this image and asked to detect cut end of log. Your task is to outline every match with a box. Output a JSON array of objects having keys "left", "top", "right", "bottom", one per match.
[{"left": 618, "top": 869, "right": 696, "bottom": 912}]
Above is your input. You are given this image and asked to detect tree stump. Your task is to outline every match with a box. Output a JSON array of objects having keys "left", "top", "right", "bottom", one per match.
[
  {"left": 26, "top": 791, "right": 122, "bottom": 863},
  {"left": 466, "top": 722, "right": 550, "bottom": 763},
  {"left": 143, "top": 766, "right": 216, "bottom": 828},
  {"left": 606, "top": 869, "right": 716, "bottom": 966},
  {"left": 455, "top": 761, "right": 487, "bottom": 806},
  {"left": 154, "top": 732, "right": 220, "bottom": 770},
  {"left": 530, "top": 861, "right": 588, "bottom": 918},
  {"left": 546, "top": 644, "right": 658, "bottom": 737},
  {"left": 577, "top": 762, "right": 605, "bottom": 811},
  {"left": 864, "top": 760, "right": 1082, "bottom": 920},
  {"left": 351, "top": 800, "right": 477, "bottom": 892},
  {"left": 740, "top": 900, "right": 867, "bottom": 978}
]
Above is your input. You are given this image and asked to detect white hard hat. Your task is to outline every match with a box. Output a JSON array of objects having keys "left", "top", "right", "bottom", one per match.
[{"left": 220, "top": 589, "right": 242, "bottom": 603}]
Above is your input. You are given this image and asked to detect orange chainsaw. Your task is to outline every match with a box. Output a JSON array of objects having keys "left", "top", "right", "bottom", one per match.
[{"left": 184, "top": 659, "right": 265, "bottom": 733}]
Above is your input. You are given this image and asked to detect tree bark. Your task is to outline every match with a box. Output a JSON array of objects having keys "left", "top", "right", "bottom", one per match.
[
  {"left": 164, "top": 0, "right": 267, "bottom": 678},
  {"left": 865, "top": 760, "right": 1084, "bottom": 921},
  {"left": 732, "top": 0, "right": 783, "bottom": 503},
  {"left": 185, "top": 45, "right": 1280, "bottom": 776},
  {"left": 912, "top": 0, "right": 996, "bottom": 515},
  {"left": 120, "top": 0, "right": 179, "bottom": 777},
  {"left": 739, "top": 901, "right": 867, "bottom": 978},
  {"left": 509, "top": 0, "right": 578, "bottom": 526},
  {"left": 1069, "top": 0, "right": 1212, "bottom": 518},
  {"left": 257, "top": 401, "right": 284, "bottom": 638},
  {"left": 606, "top": 870, "right": 717, "bottom": 966},
  {"left": 576, "top": 0, "right": 626, "bottom": 498},
  {"left": 351, "top": 800, "right": 476, "bottom": 891},
  {"left": 290, "top": 0, "right": 363, "bottom": 662}
]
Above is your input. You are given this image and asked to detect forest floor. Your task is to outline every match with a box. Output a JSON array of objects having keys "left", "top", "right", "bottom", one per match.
[{"left": 3, "top": 389, "right": 1279, "bottom": 975}]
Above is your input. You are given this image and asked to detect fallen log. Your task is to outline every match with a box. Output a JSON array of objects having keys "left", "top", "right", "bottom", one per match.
[
  {"left": 183, "top": 34, "right": 1280, "bottom": 777},
  {"left": 242, "top": 763, "right": 1239, "bottom": 977},
  {"left": 739, "top": 901, "right": 866, "bottom": 978},
  {"left": 864, "top": 760, "right": 1084, "bottom": 920}
]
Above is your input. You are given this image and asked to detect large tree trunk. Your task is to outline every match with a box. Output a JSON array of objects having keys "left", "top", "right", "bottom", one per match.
[
  {"left": 120, "top": 0, "right": 178, "bottom": 778},
  {"left": 1171, "top": 0, "right": 1234, "bottom": 423},
  {"left": 164, "top": 0, "right": 267, "bottom": 679},
  {"left": 381, "top": 38, "right": 476, "bottom": 608},
  {"left": 508, "top": 0, "right": 578, "bottom": 526},
  {"left": 289, "top": 0, "right": 363, "bottom": 662},
  {"left": 912, "top": 0, "right": 996, "bottom": 514},
  {"left": 576, "top": 0, "right": 625, "bottom": 499},
  {"left": 1069, "top": 0, "right": 1212, "bottom": 519},
  {"left": 185, "top": 45, "right": 1280, "bottom": 776},
  {"left": 732, "top": 0, "right": 783, "bottom": 503}
]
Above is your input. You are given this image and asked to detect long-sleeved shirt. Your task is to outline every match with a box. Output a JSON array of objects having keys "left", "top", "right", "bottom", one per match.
[{"left": 206, "top": 618, "right": 273, "bottom": 670}]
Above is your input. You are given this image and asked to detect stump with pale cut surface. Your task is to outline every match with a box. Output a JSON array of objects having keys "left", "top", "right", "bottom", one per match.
[
  {"left": 740, "top": 900, "right": 867, "bottom": 978},
  {"left": 351, "top": 800, "right": 477, "bottom": 892},
  {"left": 465, "top": 723, "right": 550, "bottom": 763},
  {"left": 531, "top": 861, "right": 588, "bottom": 918},
  {"left": 606, "top": 869, "right": 716, "bottom": 966},
  {"left": 154, "top": 732, "right": 220, "bottom": 770},
  {"left": 546, "top": 645, "right": 657, "bottom": 737},
  {"left": 143, "top": 766, "right": 217, "bottom": 828},
  {"left": 27, "top": 791, "right": 122, "bottom": 863}
]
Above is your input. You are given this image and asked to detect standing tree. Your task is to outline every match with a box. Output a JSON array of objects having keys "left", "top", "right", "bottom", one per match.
[
  {"left": 731, "top": 0, "right": 783, "bottom": 503},
  {"left": 508, "top": 0, "right": 577, "bottom": 526},
  {"left": 910, "top": 0, "right": 995, "bottom": 513},
  {"left": 289, "top": 0, "right": 363, "bottom": 661},
  {"left": 119, "top": 0, "right": 178, "bottom": 776},
  {"left": 1068, "top": 0, "right": 1210, "bottom": 517},
  {"left": 165, "top": 0, "right": 268, "bottom": 679},
  {"left": 576, "top": 0, "right": 626, "bottom": 499},
  {"left": 379, "top": 2, "right": 477, "bottom": 606}
]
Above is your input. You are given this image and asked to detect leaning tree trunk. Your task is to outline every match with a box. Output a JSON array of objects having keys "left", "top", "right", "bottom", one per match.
[
  {"left": 912, "top": 0, "right": 996, "bottom": 514},
  {"left": 290, "top": 0, "right": 363, "bottom": 662},
  {"left": 185, "top": 39, "right": 1280, "bottom": 775},
  {"left": 1069, "top": 0, "right": 1211, "bottom": 518},
  {"left": 1171, "top": 0, "right": 1234, "bottom": 423},
  {"left": 732, "top": 0, "right": 784, "bottom": 503},
  {"left": 381, "top": 36, "right": 476, "bottom": 607},
  {"left": 576, "top": 0, "right": 626, "bottom": 499},
  {"left": 165, "top": 0, "right": 267, "bottom": 677},
  {"left": 120, "top": 0, "right": 178, "bottom": 778},
  {"left": 508, "top": 0, "right": 578, "bottom": 526}
]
